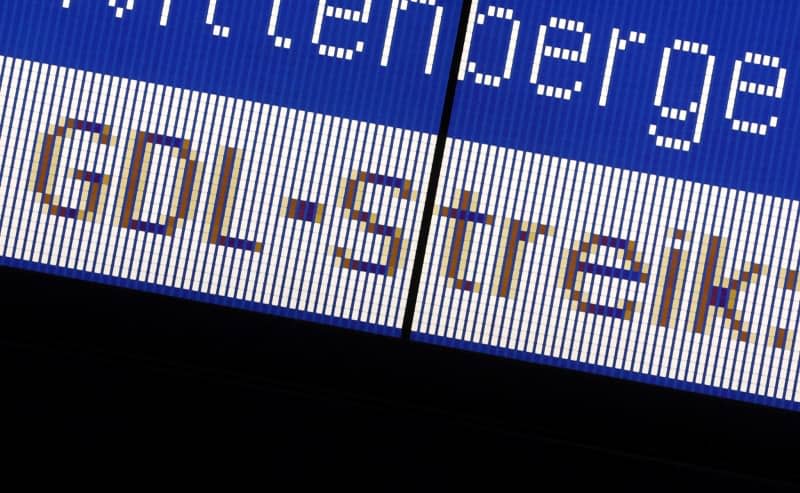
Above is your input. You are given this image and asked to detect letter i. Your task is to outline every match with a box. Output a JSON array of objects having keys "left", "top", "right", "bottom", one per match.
[{"left": 651, "top": 228, "right": 691, "bottom": 329}]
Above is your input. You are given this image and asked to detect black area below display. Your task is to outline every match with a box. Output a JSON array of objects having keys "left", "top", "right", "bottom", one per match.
[{"left": 0, "top": 265, "right": 798, "bottom": 486}]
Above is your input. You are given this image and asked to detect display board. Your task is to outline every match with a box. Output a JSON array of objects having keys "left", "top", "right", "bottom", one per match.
[{"left": 1, "top": 1, "right": 798, "bottom": 410}]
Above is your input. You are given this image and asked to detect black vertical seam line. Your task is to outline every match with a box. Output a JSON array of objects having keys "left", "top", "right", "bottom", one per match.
[{"left": 402, "top": 0, "right": 472, "bottom": 339}]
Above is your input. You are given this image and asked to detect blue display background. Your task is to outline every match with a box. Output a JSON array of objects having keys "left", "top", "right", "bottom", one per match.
[
  {"left": 0, "top": 0, "right": 462, "bottom": 133},
  {"left": 449, "top": 0, "right": 800, "bottom": 200},
  {"left": 3, "top": 1, "right": 797, "bottom": 196}
]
